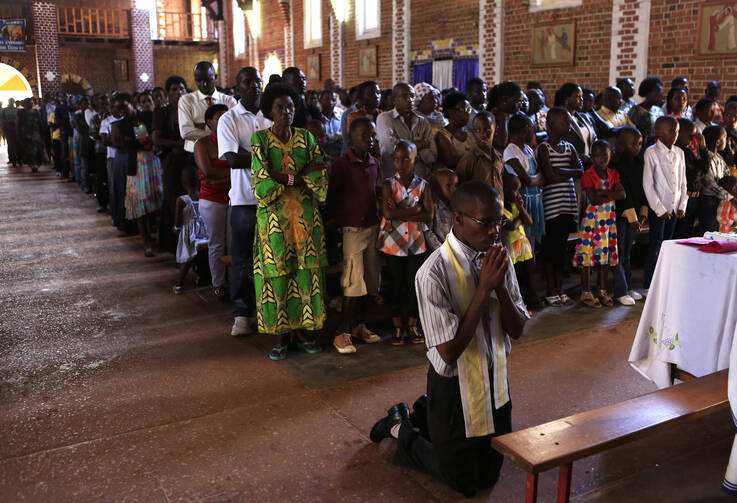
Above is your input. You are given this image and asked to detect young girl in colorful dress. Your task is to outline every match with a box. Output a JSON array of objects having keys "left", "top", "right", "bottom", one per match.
[
  {"left": 573, "top": 140, "right": 626, "bottom": 308},
  {"left": 502, "top": 171, "right": 538, "bottom": 308},
  {"left": 378, "top": 140, "right": 434, "bottom": 346},
  {"left": 172, "top": 166, "right": 209, "bottom": 294}
]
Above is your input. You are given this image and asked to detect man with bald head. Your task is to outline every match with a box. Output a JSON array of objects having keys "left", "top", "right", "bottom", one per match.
[
  {"left": 376, "top": 82, "right": 438, "bottom": 178},
  {"left": 217, "top": 67, "right": 272, "bottom": 337},
  {"left": 370, "top": 181, "right": 529, "bottom": 498},
  {"left": 178, "top": 61, "right": 237, "bottom": 153}
]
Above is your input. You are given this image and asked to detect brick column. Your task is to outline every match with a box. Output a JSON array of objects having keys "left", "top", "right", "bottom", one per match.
[
  {"left": 329, "top": 10, "right": 343, "bottom": 86},
  {"left": 32, "top": 2, "right": 61, "bottom": 97},
  {"left": 217, "top": 20, "right": 230, "bottom": 87},
  {"left": 609, "top": 0, "right": 651, "bottom": 86},
  {"left": 130, "top": 9, "right": 155, "bottom": 91},
  {"left": 479, "top": 0, "right": 503, "bottom": 85},
  {"left": 392, "top": 0, "right": 410, "bottom": 84}
]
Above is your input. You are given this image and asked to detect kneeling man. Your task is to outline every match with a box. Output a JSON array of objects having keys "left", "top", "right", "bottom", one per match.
[{"left": 370, "top": 181, "right": 529, "bottom": 498}]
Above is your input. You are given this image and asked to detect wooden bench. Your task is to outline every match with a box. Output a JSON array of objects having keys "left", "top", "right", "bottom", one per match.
[{"left": 491, "top": 369, "right": 729, "bottom": 503}]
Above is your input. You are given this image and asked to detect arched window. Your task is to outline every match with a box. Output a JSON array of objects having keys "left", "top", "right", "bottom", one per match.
[
  {"left": 356, "top": 0, "right": 380, "bottom": 40},
  {"left": 304, "top": 0, "right": 322, "bottom": 49}
]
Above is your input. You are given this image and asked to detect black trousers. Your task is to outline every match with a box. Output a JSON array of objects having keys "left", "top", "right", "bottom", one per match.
[
  {"left": 394, "top": 366, "right": 512, "bottom": 498},
  {"left": 384, "top": 253, "right": 424, "bottom": 319},
  {"left": 541, "top": 214, "right": 576, "bottom": 271}
]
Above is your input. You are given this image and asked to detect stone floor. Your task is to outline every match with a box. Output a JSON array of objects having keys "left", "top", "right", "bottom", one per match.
[{"left": 1, "top": 160, "right": 734, "bottom": 502}]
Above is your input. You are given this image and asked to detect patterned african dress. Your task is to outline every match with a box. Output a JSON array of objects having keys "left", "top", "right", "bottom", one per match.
[
  {"left": 251, "top": 127, "right": 328, "bottom": 336},
  {"left": 124, "top": 125, "right": 164, "bottom": 219},
  {"left": 503, "top": 203, "right": 533, "bottom": 265},
  {"left": 572, "top": 167, "right": 620, "bottom": 268}
]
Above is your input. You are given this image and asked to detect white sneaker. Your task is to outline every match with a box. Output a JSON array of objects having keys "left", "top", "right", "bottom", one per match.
[
  {"left": 231, "top": 316, "right": 255, "bottom": 336},
  {"left": 616, "top": 295, "right": 636, "bottom": 306},
  {"left": 629, "top": 290, "right": 643, "bottom": 301}
]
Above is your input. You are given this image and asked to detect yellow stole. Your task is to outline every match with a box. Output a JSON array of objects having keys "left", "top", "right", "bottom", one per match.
[{"left": 441, "top": 235, "right": 510, "bottom": 438}]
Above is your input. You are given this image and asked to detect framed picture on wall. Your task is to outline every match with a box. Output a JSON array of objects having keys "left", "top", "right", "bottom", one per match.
[
  {"left": 531, "top": 21, "right": 576, "bottom": 66},
  {"left": 113, "top": 59, "right": 128, "bottom": 81},
  {"left": 358, "top": 46, "right": 378, "bottom": 77},
  {"left": 307, "top": 54, "right": 320, "bottom": 81},
  {"left": 696, "top": 2, "right": 737, "bottom": 57}
]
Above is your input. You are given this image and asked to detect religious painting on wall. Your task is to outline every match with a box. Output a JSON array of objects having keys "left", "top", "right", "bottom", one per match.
[
  {"left": 531, "top": 21, "right": 575, "bottom": 66},
  {"left": 0, "top": 19, "right": 25, "bottom": 51},
  {"left": 307, "top": 54, "right": 320, "bottom": 81},
  {"left": 697, "top": 2, "right": 737, "bottom": 57},
  {"left": 358, "top": 46, "right": 378, "bottom": 77}
]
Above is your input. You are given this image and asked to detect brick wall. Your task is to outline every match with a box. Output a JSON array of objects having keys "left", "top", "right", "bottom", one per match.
[
  {"left": 32, "top": 2, "right": 61, "bottom": 96},
  {"left": 411, "top": 2, "right": 477, "bottom": 52},
  {"left": 340, "top": 0, "right": 393, "bottom": 89},
  {"left": 648, "top": 0, "right": 737, "bottom": 101},
  {"left": 59, "top": 46, "right": 132, "bottom": 93},
  {"left": 154, "top": 47, "right": 218, "bottom": 88},
  {"left": 503, "top": 0, "right": 613, "bottom": 104}
]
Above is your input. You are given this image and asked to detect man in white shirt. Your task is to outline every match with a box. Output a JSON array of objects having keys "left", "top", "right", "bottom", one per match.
[
  {"left": 376, "top": 82, "right": 437, "bottom": 178},
  {"left": 217, "top": 67, "right": 272, "bottom": 337},
  {"left": 642, "top": 116, "right": 688, "bottom": 292},
  {"left": 693, "top": 98, "right": 717, "bottom": 133},
  {"left": 178, "top": 61, "right": 237, "bottom": 153}
]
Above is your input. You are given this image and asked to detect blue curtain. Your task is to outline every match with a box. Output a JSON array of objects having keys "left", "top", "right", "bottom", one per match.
[
  {"left": 412, "top": 63, "right": 432, "bottom": 86},
  {"left": 452, "top": 59, "right": 479, "bottom": 93}
]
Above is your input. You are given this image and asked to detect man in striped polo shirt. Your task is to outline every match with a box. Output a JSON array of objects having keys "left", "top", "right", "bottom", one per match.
[{"left": 369, "top": 181, "right": 529, "bottom": 498}]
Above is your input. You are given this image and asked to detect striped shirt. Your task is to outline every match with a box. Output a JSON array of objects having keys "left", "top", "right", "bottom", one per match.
[
  {"left": 416, "top": 230, "right": 529, "bottom": 377},
  {"left": 541, "top": 142, "right": 579, "bottom": 221}
]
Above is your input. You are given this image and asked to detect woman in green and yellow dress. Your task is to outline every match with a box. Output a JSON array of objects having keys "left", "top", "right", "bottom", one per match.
[{"left": 251, "top": 83, "right": 329, "bottom": 360}]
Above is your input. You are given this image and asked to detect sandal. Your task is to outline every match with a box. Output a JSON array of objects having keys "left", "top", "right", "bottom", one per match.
[
  {"left": 214, "top": 287, "right": 229, "bottom": 300},
  {"left": 598, "top": 290, "right": 614, "bottom": 307},
  {"left": 581, "top": 291, "right": 602, "bottom": 308},
  {"left": 545, "top": 295, "right": 562, "bottom": 307},
  {"left": 269, "top": 345, "right": 288, "bottom": 361},
  {"left": 296, "top": 339, "right": 323, "bottom": 354},
  {"left": 408, "top": 325, "right": 425, "bottom": 344},
  {"left": 391, "top": 327, "right": 405, "bottom": 346},
  {"left": 172, "top": 285, "right": 183, "bottom": 295},
  {"left": 560, "top": 294, "right": 573, "bottom": 305}
]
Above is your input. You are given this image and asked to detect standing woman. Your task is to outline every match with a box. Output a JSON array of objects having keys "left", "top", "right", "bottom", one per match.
[
  {"left": 662, "top": 87, "right": 688, "bottom": 119},
  {"left": 435, "top": 91, "right": 475, "bottom": 171},
  {"left": 251, "top": 82, "right": 329, "bottom": 361},
  {"left": 16, "top": 99, "right": 44, "bottom": 172},
  {"left": 194, "top": 104, "right": 231, "bottom": 300},
  {"left": 111, "top": 96, "right": 164, "bottom": 256},
  {"left": 627, "top": 77, "right": 665, "bottom": 146},
  {"left": 555, "top": 82, "right": 597, "bottom": 167},
  {"left": 487, "top": 81, "right": 525, "bottom": 151},
  {"left": 153, "top": 76, "right": 188, "bottom": 253}
]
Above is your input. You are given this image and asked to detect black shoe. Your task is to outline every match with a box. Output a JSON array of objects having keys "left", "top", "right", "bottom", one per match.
[
  {"left": 369, "top": 414, "right": 401, "bottom": 443},
  {"left": 387, "top": 402, "right": 411, "bottom": 422}
]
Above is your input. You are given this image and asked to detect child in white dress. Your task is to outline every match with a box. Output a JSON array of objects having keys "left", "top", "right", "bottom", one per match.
[{"left": 173, "top": 167, "right": 209, "bottom": 294}]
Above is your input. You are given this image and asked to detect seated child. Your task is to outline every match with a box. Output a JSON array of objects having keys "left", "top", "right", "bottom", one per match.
[
  {"left": 424, "top": 168, "right": 458, "bottom": 250},
  {"left": 502, "top": 171, "right": 539, "bottom": 308},
  {"left": 378, "top": 141, "right": 433, "bottom": 346},
  {"left": 717, "top": 175, "right": 737, "bottom": 233},
  {"left": 173, "top": 166, "right": 209, "bottom": 294},
  {"left": 573, "top": 140, "right": 626, "bottom": 308}
]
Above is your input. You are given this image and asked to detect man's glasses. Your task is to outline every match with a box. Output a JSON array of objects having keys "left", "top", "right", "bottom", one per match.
[{"left": 461, "top": 212, "right": 507, "bottom": 229}]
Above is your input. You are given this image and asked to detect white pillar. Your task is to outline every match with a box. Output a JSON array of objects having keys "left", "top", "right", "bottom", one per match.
[{"left": 609, "top": 0, "right": 651, "bottom": 86}]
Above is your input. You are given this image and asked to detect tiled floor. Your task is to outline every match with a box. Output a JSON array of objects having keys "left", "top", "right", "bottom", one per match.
[{"left": 1, "top": 162, "right": 733, "bottom": 502}]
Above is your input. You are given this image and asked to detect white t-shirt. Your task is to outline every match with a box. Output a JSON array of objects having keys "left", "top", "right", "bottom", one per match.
[
  {"left": 84, "top": 108, "right": 97, "bottom": 127},
  {"left": 503, "top": 143, "right": 535, "bottom": 176},
  {"left": 100, "top": 116, "right": 118, "bottom": 159},
  {"left": 217, "top": 102, "right": 272, "bottom": 206},
  {"left": 178, "top": 90, "right": 238, "bottom": 153}
]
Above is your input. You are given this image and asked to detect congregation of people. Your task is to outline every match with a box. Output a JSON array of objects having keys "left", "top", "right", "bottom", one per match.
[{"left": 4, "top": 66, "right": 737, "bottom": 361}]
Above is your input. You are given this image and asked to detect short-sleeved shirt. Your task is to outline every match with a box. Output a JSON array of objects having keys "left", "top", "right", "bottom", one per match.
[
  {"left": 581, "top": 166, "right": 620, "bottom": 192},
  {"left": 178, "top": 90, "right": 237, "bottom": 152},
  {"left": 100, "top": 115, "right": 118, "bottom": 159},
  {"left": 217, "top": 103, "right": 272, "bottom": 206},
  {"left": 328, "top": 149, "right": 381, "bottom": 228},
  {"left": 377, "top": 174, "right": 428, "bottom": 256},
  {"left": 503, "top": 142, "right": 536, "bottom": 177}
]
